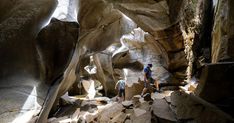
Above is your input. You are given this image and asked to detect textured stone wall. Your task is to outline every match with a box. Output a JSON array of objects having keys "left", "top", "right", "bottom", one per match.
[
  {"left": 212, "top": 0, "right": 234, "bottom": 62},
  {"left": 0, "top": 0, "right": 57, "bottom": 122},
  {"left": 114, "top": 0, "right": 188, "bottom": 81},
  {"left": 194, "top": 0, "right": 234, "bottom": 117}
]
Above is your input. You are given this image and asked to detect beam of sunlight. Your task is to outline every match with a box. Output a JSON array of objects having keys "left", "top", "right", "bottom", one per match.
[
  {"left": 122, "top": 13, "right": 132, "bottom": 22},
  {"left": 12, "top": 86, "right": 41, "bottom": 123},
  {"left": 84, "top": 56, "right": 97, "bottom": 75},
  {"left": 84, "top": 65, "right": 97, "bottom": 74},
  {"left": 213, "top": 0, "right": 218, "bottom": 7},
  {"left": 123, "top": 68, "right": 128, "bottom": 80},
  {"left": 82, "top": 79, "right": 96, "bottom": 99},
  {"left": 42, "top": 0, "right": 78, "bottom": 27}
]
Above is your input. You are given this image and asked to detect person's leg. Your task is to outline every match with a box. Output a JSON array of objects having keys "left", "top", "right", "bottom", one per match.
[
  {"left": 154, "top": 79, "right": 159, "bottom": 90},
  {"left": 123, "top": 89, "right": 125, "bottom": 101},
  {"left": 118, "top": 90, "right": 121, "bottom": 102},
  {"left": 141, "top": 81, "right": 149, "bottom": 96},
  {"left": 141, "top": 87, "right": 147, "bottom": 96},
  {"left": 120, "top": 89, "right": 124, "bottom": 102}
]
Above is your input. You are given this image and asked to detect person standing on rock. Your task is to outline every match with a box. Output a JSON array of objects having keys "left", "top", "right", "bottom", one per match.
[
  {"left": 141, "top": 64, "right": 159, "bottom": 97},
  {"left": 115, "top": 77, "right": 126, "bottom": 102}
]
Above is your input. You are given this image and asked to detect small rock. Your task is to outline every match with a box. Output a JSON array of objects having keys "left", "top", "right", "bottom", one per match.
[
  {"left": 151, "top": 92, "right": 166, "bottom": 100},
  {"left": 132, "top": 95, "right": 141, "bottom": 107},
  {"left": 152, "top": 99, "right": 177, "bottom": 122},
  {"left": 131, "top": 110, "right": 151, "bottom": 123},
  {"left": 139, "top": 98, "right": 145, "bottom": 103},
  {"left": 125, "top": 109, "right": 134, "bottom": 114},
  {"left": 47, "top": 117, "right": 57, "bottom": 123},
  {"left": 165, "top": 96, "right": 171, "bottom": 103},
  {"left": 122, "top": 101, "right": 133, "bottom": 108},
  {"left": 98, "top": 103, "right": 123, "bottom": 122},
  {"left": 110, "top": 112, "right": 127, "bottom": 123},
  {"left": 134, "top": 108, "right": 146, "bottom": 117},
  {"left": 125, "top": 119, "right": 132, "bottom": 123}
]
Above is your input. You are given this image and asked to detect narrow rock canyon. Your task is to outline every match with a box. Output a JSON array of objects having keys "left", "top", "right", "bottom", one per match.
[{"left": 0, "top": 0, "right": 233, "bottom": 123}]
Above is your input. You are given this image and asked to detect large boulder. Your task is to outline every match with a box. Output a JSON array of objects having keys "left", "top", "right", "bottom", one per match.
[
  {"left": 195, "top": 62, "right": 234, "bottom": 116},
  {"left": 152, "top": 99, "right": 177, "bottom": 122},
  {"left": 36, "top": 18, "right": 79, "bottom": 84},
  {"left": 171, "top": 91, "right": 234, "bottom": 123}
]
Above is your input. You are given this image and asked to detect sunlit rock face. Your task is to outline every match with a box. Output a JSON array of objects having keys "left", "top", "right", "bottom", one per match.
[
  {"left": 78, "top": 0, "right": 137, "bottom": 53},
  {"left": 212, "top": 0, "right": 234, "bottom": 62},
  {"left": 76, "top": 0, "right": 189, "bottom": 98},
  {"left": 75, "top": 0, "right": 137, "bottom": 97},
  {"left": 111, "top": 28, "right": 171, "bottom": 99},
  {"left": 0, "top": 0, "right": 57, "bottom": 122},
  {"left": 50, "top": 0, "right": 78, "bottom": 22},
  {"left": 115, "top": 0, "right": 184, "bottom": 36},
  {"left": 114, "top": 0, "right": 188, "bottom": 81},
  {"left": 83, "top": 53, "right": 117, "bottom": 96},
  {"left": 0, "top": 0, "right": 213, "bottom": 122}
]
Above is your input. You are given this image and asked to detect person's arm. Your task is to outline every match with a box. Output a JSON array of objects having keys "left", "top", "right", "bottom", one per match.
[
  {"left": 144, "top": 67, "right": 150, "bottom": 83},
  {"left": 144, "top": 73, "right": 148, "bottom": 82},
  {"left": 115, "top": 81, "right": 119, "bottom": 90}
]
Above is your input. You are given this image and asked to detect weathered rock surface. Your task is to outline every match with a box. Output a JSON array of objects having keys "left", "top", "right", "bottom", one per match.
[
  {"left": 76, "top": 0, "right": 137, "bottom": 97},
  {"left": 171, "top": 91, "right": 234, "bottom": 123},
  {"left": 115, "top": 0, "right": 188, "bottom": 80},
  {"left": 78, "top": 0, "right": 137, "bottom": 52},
  {"left": 2, "top": 0, "right": 234, "bottom": 123},
  {"left": 46, "top": 90, "right": 234, "bottom": 123},
  {"left": 195, "top": 62, "right": 234, "bottom": 117},
  {"left": 115, "top": 0, "right": 183, "bottom": 37},
  {"left": 36, "top": 18, "right": 79, "bottom": 84},
  {"left": 212, "top": 0, "right": 234, "bottom": 62},
  {"left": 122, "top": 101, "right": 133, "bottom": 108},
  {"left": 0, "top": 0, "right": 57, "bottom": 122},
  {"left": 152, "top": 99, "right": 177, "bottom": 122},
  {"left": 125, "top": 81, "right": 145, "bottom": 100}
]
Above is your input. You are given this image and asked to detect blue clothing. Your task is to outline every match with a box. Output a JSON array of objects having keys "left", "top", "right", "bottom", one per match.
[
  {"left": 144, "top": 66, "right": 152, "bottom": 79},
  {"left": 117, "top": 80, "right": 125, "bottom": 90},
  {"left": 144, "top": 66, "right": 154, "bottom": 88}
]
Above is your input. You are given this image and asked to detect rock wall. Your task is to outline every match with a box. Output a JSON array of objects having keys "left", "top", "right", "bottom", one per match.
[
  {"left": 2, "top": 0, "right": 230, "bottom": 122},
  {"left": 0, "top": 0, "right": 57, "bottom": 122},
  {"left": 77, "top": 0, "right": 136, "bottom": 53},
  {"left": 194, "top": 0, "right": 234, "bottom": 117},
  {"left": 212, "top": 0, "right": 234, "bottom": 62},
  {"left": 115, "top": 0, "right": 188, "bottom": 81},
  {"left": 75, "top": 0, "right": 194, "bottom": 99},
  {"left": 112, "top": 28, "right": 172, "bottom": 99}
]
